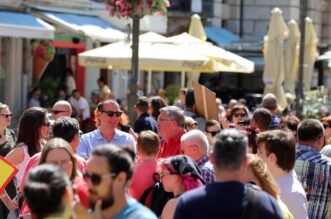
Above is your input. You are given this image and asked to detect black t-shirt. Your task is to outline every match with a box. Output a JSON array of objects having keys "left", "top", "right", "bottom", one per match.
[{"left": 174, "top": 181, "right": 284, "bottom": 219}]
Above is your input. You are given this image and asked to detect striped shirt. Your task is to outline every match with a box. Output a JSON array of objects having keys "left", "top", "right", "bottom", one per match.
[{"left": 295, "top": 144, "right": 331, "bottom": 219}]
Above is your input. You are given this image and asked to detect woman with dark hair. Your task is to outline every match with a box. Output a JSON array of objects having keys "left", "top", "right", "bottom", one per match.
[
  {"left": 0, "top": 103, "right": 17, "bottom": 218},
  {"left": 148, "top": 96, "right": 167, "bottom": 120},
  {"left": 229, "top": 105, "right": 249, "bottom": 125},
  {"left": 24, "top": 164, "right": 73, "bottom": 219},
  {"left": 0, "top": 107, "right": 50, "bottom": 213},
  {"left": 159, "top": 155, "right": 205, "bottom": 219}
]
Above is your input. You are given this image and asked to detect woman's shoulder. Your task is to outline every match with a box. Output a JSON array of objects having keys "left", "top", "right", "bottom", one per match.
[{"left": 161, "top": 198, "right": 179, "bottom": 219}]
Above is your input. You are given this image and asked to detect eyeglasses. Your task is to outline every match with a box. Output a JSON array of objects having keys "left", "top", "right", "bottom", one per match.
[
  {"left": 205, "top": 129, "right": 220, "bottom": 137},
  {"left": 233, "top": 112, "right": 246, "bottom": 118},
  {"left": 48, "top": 160, "right": 72, "bottom": 170},
  {"left": 42, "top": 121, "right": 51, "bottom": 127},
  {"left": 159, "top": 172, "right": 174, "bottom": 178},
  {"left": 157, "top": 118, "right": 173, "bottom": 123},
  {"left": 0, "top": 114, "right": 12, "bottom": 118},
  {"left": 100, "top": 110, "right": 123, "bottom": 117},
  {"left": 52, "top": 110, "right": 68, "bottom": 115},
  {"left": 83, "top": 172, "right": 116, "bottom": 186}
]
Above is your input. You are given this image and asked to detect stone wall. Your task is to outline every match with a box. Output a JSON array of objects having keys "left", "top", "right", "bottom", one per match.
[{"left": 220, "top": 0, "right": 331, "bottom": 45}]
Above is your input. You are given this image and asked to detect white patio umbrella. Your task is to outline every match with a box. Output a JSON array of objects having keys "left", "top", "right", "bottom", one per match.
[
  {"left": 168, "top": 33, "right": 254, "bottom": 73},
  {"left": 263, "top": 8, "right": 289, "bottom": 111},
  {"left": 186, "top": 13, "right": 207, "bottom": 88},
  {"left": 79, "top": 32, "right": 254, "bottom": 93},
  {"left": 303, "top": 17, "right": 318, "bottom": 91},
  {"left": 284, "top": 20, "right": 300, "bottom": 95}
]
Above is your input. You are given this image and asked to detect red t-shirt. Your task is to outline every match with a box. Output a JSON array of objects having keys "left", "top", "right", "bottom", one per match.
[{"left": 157, "top": 129, "right": 186, "bottom": 159}]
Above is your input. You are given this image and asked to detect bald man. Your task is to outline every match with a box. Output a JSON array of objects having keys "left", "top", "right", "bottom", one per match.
[
  {"left": 52, "top": 100, "right": 72, "bottom": 120},
  {"left": 180, "top": 129, "right": 215, "bottom": 184},
  {"left": 261, "top": 93, "right": 280, "bottom": 130}
]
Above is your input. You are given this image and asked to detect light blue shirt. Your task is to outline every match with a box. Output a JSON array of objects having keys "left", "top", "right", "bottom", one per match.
[
  {"left": 77, "top": 128, "right": 136, "bottom": 159},
  {"left": 113, "top": 198, "right": 157, "bottom": 219}
]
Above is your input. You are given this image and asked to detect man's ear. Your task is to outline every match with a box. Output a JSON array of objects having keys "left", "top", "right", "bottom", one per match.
[
  {"left": 269, "top": 153, "right": 277, "bottom": 164},
  {"left": 114, "top": 172, "right": 128, "bottom": 187}
]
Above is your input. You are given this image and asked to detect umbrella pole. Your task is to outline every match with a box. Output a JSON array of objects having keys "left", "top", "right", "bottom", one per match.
[
  {"left": 181, "top": 71, "right": 185, "bottom": 88},
  {"left": 147, "top": 69, "right": 152, "bottom": 95}
]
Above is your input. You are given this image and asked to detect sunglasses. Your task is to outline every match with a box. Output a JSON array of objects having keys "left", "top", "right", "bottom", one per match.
[
  {"left": 83, "top": 172, "right": 116, "bottom": 186},
  {"left": 323, "top": 124, "right": 329, "bottom": 129},
  {"left": 205, "top": 130, "right": 220, "bottom": 137},
  {"left": 101, "top": 110, "right": 123, "bottom": 117},
  {"left": 233, "top": 112, "right": 246, "bottom": 118},
  {"left": 52, "top": 110, "right": 68, "bottom": 115},
  {"left": 0, "top": 114, "right": 12, "bottom": 118},
  {"left": 42, "top": 122, "right": 51, "bottom": 127}
]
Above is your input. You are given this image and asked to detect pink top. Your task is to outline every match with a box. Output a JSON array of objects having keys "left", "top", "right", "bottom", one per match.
[{"left": 128, "top": 159, "right": 158, "bottom": 205}]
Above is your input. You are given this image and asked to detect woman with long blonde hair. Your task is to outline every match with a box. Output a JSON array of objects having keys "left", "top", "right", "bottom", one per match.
[{"left": 241, "top": 154, "right": 294, "bottom": 219}]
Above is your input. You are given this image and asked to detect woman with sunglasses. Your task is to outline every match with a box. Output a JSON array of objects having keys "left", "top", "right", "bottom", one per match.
[
  {"left": 0, "top": 107, "right": 50, "bottom": 215},
  {"left": 159, "top": 155, "right": 205, "bottom": 219},
  {"left": 230, "top": 105, "right": 249, "bottom": 127},
  {"left": 0, "top": 103, "right": 17, "bottom": 219}
]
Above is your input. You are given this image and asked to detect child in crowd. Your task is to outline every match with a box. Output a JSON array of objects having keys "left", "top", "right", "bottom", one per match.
[{"left": 129, "top": 131, "right": 160, "bottom": 205}]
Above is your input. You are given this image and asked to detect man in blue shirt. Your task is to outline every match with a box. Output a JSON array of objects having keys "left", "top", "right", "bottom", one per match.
[
  {"left": 174, "top": 129, "right": 284, "bottom": 219},
  {"left": 134, "top": 96, "right": 158, "bottom": 134},
  {"left": 77, "top": 99, "right": 136, "bottom": 159},
  {"left": 74, "top": 144, "right": 157, "bottom": 219}
]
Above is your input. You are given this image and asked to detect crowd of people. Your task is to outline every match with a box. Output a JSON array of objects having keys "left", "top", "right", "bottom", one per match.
[{"left": 0, "top": 86, "right": 331, "bottom": 219}]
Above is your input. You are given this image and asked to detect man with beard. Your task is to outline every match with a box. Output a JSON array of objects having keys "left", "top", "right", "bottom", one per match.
[
  {"left": 74, "top": 144, "right": 157, "bottom": 219},
  {"left": 77, "top": 99, "right": 136, "bottom": 159}
]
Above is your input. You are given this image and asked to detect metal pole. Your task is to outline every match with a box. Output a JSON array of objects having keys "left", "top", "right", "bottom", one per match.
[
  {"left": 127, "top": 16, "right": 140, "bottom": 125},
  {"left": 295, "top": 0, "right": 308, "bottom": 115}
]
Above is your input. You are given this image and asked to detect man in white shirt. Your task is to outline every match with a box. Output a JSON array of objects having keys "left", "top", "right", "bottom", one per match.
[
  {"left": 257, "top": 130, "right": 308, "bottom": 219},
  {"left": 69, "top": 89, "right": 90, "bottom": 132}
]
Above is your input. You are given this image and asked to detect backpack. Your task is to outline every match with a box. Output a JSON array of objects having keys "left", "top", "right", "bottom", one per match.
[{"left": 139, "top": 173, "right": 174, "bottom": 217}]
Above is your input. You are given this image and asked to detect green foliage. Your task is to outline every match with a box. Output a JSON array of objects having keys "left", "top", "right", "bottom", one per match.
[
  {"left": 35, "top": 76, "right": 59, "bottom": 107},
  {"left": 165, "top": 84, "right": 181, "bottom": 105},
  {"left": 300, "top": 86, "right": 330, "bottom": 119}
]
